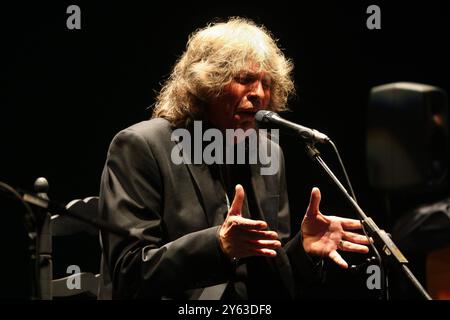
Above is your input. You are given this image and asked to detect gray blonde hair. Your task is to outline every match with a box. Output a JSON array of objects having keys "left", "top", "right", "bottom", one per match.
[{"left": 152, "top": 17, "right": 295, "bottom": 128}]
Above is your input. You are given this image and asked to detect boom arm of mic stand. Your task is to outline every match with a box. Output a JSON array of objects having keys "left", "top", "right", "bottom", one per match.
[{"left": 304, "top": 144, "right": 432, "bottom": 300}]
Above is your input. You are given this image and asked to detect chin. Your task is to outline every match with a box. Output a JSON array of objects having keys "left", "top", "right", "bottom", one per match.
[{"left": 236, "top": 121, "right": 255, "bottom": 131}]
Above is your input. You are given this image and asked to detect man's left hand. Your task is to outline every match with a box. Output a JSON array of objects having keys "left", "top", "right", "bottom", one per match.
[{"left": 301, "top": 187, "right": 370, "bottom": 269}]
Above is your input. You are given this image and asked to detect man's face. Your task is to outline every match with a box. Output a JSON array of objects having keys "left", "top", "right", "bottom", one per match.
[{"left": 205, "top": 68, "right": 271, "bottom": 132}]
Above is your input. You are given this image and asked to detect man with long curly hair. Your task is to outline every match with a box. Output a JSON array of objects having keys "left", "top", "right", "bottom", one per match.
[{"left": 99, "top": 17, "right": 369, "bottom": 299}]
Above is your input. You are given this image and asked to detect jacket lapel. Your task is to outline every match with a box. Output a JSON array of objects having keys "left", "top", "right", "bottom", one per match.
[
  {"left": 185, "top": 162, "right": 228, "bottom": 227},
  {"left": 249, "top": 131, "right": 279, "bottom": 230},
  {"left": 250, "top": 133, "right": 296, "bottom": 299},
  {"left": 184, "top": 162, "right": 230, "bottom": 300}
]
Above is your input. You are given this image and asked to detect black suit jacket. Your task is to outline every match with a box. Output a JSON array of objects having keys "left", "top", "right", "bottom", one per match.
[{"left": 99, "top": 118, "right": 320, "bottom": 299}]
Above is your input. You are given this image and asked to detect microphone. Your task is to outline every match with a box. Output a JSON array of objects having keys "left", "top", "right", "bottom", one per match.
[{"left": 255, "top": 110, "right": 330, "bottom": 144}]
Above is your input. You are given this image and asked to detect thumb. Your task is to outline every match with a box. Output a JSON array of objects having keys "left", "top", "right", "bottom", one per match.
[
  {"left": 228, "top": 184, "right": 245, "bottom": 216},
  {"left": 306, "top": 187, "right": 321, "bottom": 217}
]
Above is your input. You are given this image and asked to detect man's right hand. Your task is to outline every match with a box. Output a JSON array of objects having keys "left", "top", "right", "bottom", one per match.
[{"left": 218, "top": 184, "right": 281, "bottom": 260}]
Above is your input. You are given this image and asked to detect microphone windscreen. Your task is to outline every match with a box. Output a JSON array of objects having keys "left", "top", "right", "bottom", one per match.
[{"left": 255, "top": 110, "right": 273, "bottom": 122}]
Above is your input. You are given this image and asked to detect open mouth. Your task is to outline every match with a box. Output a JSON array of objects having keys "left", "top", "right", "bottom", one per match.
[{"left": 235, "top": 109, "right": 258, "bottom": 116}]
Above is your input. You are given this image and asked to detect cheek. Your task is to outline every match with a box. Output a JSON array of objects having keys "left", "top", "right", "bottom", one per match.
[
  {"left": 220, "top": 91, "right": 245, "bottom": 117},
  {"left": 227, "top": 83, "right": 247, "bottom": 102},
  {"left": 206, "top": 98, "right": 236, "bottom": 130},
  {"left": 264, "top": 90, "right": 271, "bottom": 106},
  {"left": 219, "top": 98, "right": 237, "bottom": 119}
]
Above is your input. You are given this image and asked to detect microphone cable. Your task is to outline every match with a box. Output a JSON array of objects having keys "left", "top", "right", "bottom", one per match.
[
  {"left": 325, "top": 140, "right": 386, "bottom": 300},
  {"left": 327, "top": 139, "right": 357, "bottom": 202}
]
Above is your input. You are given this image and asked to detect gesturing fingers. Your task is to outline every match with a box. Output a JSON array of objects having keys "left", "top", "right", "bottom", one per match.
[
  {"left": 247, "top": 239, "right": 282, "bottom": 249},
  {"left": 246, "top": 229, "right": 279, "bottom": 241},
  {"left": 328, "top": 250, "right": 348, "bottom": 269},
  {"left": 305, "top": 187, "right": 321, "bottom": 218},
  {"left": 228, "top": 216, "right": 268, "bottom": 230},
  {"left": 337, "top": 240, "right": 369, "bottom": 254},
  {"left": 230, "top": 237, "right": 280, "bottom": 259},
  {"left": 219, "top": 216, "right": 280, "bottom": 260},
  {"left": 342, "top": 231, "right": 371, "bottom": 245},
  {"left": 332, "top": 216, "right": 364, "bottom": 230},
  {"left": 229, "top": 184, "right": 245, "bottom": 216},
  {"left": 252, "top": 248, "right": 277, "bottom": 257}
]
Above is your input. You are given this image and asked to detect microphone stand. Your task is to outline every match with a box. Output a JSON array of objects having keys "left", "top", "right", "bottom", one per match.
[{"left": 304, "top": 143, "right": 432, "bottom": 300}]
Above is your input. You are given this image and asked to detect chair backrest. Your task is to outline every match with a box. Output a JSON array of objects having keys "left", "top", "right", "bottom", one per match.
[{"left": 51, "top": 197, "right": 102, "bottom": 299}]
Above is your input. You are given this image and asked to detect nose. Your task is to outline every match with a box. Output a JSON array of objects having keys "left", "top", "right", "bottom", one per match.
[{"left": 247, "top": 81, "right": 266, "bottom": 108}]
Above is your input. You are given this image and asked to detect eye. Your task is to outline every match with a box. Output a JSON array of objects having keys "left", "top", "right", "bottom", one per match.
[
  {"left": 262, "top": 79, "right": 271, "bottom": 89},
  {"left": 234, "top": 72, "right": 272, "bottom": 90},
  {"left": 262, "top": 73, "right": 272, "bottom": 86},
  {"left": 235, "top": 73, "right": 257, "bottom": 85}
]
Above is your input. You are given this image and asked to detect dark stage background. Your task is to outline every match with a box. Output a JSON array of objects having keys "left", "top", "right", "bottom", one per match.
[{"left": 1, "top": 1, "right": 449, "bottom": 299}]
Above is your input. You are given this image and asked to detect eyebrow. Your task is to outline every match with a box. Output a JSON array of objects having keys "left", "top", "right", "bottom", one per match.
[{"left": 236, "top": 71, "right": 272, "bottom": 83}]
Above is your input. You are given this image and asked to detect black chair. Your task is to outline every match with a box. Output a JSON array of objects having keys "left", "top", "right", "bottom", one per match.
[{"left": 50, "top": 196, "right": 102, "bottom": 299}]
